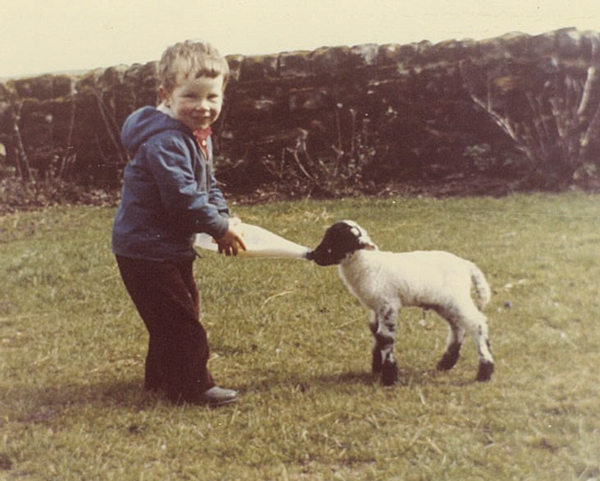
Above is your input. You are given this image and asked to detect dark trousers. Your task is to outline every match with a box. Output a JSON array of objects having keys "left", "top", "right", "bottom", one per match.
[{"left": 115, "top": 255, "right": 215, "bottom": 404}]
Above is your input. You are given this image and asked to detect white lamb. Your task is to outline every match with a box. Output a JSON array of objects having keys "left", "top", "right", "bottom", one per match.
[{"left": 306, "top": 220, "right": 494, "bottom": 385}]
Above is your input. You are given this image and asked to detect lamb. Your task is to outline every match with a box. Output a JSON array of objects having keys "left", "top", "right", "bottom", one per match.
[{"left": 306, "top": 220, "right": 494, "bottom": 385}]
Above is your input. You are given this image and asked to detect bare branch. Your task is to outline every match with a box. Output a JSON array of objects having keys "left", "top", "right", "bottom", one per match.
[
  {"left": 578, "top": 35, "right": 600, "bottom": 117},
  {"left": 12, "top": 101, "right": 32, "bottom": 182}
]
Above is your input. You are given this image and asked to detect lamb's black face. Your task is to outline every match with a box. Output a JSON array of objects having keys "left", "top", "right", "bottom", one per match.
[{"left": 307, "top": 221, "right": 375, "bottom": 266}]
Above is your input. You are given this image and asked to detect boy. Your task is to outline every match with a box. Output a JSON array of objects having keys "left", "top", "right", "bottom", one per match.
[{"left": 112, "top": 40, "right": 245, "bottom": 406}]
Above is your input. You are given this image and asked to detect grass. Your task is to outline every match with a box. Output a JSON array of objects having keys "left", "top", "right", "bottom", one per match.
[{"left": 1, "top": 193, "right": 599, "bottom": 480}]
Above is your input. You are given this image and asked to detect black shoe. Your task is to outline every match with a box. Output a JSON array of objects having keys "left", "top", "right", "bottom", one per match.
[{"left": 199, "top": 386, "right": 238, "bottom": 407}]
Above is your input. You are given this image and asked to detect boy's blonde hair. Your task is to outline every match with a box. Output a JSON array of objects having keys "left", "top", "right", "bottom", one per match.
[{"left": 159, "top": 40, "right": 230, "bottom": 93}]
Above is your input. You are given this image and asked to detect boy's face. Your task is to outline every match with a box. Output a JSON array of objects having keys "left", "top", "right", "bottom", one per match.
[{"left": 161, "top": 75, "right": 224, "bottom": 131}]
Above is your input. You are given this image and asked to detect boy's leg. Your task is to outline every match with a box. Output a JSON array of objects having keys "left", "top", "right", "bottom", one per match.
[{"left": 115, "top": 255, "right": 215, "bottom": 403}]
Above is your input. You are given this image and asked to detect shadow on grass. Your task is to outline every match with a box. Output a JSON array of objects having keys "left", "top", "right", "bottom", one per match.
[
  {"left": 3, "top": 365, "right": 478, "bottom": 421},
  {"left": 319, "top": 370, "right": 378, "bottom": 386},
  {"left": 310, "top": 365, "right": 481, "bottom": 391},
  {"left": 2, "top": 378, "right": 163, "bottom": 424},
  {"left": 313, "top": 365, "right": 447, "bottom": 389},
  {"left": 235, "top": 365, "right": 443, "bottom": 395}
]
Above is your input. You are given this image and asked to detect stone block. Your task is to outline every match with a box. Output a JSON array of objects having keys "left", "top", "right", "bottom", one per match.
[
  {"left": 350, "top": 44, "right": 380, "bottom": 67},
  {"left": 310, "top": 46, "right": 352, "bottom": 74},
  {"left": 225, "top": 54, "right": 245, "bottom": 82},
  {"left": 239, "top": 54, "right": 278, "bottom": 81},
  {"left": 556, "top": 28, "right": 587, "bottom": 58},
  {"left": 13, "top": 75, "right": 54, "bottom": 100},
  {"left": 52, "top": 75, "right": 75, "bottom": 97},
  {"left": 278, "top": 51, "right": 312, "bottom": 78},
  {"left": 288, "top": 87, "right": 332, "bottom": 112}
]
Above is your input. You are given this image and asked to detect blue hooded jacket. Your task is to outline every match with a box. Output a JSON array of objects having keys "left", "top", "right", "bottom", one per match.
[{"left": 112, "top": 106, "right": 230, "bottom": 261}]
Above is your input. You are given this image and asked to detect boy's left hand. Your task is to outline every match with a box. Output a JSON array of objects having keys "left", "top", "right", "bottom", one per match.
[{"left": 216, "top": 228, "right": 246, "bottom": 256}]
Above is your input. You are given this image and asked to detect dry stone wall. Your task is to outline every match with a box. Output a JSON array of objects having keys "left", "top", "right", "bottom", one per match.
[{"left": 1, "top": 27, "right": 598, "bottom": 196}]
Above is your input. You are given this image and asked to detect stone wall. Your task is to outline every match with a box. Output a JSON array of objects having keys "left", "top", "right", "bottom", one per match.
[{"left": 1, "top": 27, "right": 598, "bottom": 196}]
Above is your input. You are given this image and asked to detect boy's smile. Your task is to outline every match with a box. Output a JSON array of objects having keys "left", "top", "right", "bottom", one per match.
[{"left": 161, "top": 75, "right": 224, "bottom": 131}]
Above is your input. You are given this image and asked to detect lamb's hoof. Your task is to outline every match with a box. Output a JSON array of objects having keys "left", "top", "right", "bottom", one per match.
[
  {"left": 381, "top": 360, "right": 398, "bottom": 386},
  {"left": 476, "top": 361, "right": 494, "bottom": 382},
  {"left": 436, "top": 354, "right": 458, "bottom": 371}
]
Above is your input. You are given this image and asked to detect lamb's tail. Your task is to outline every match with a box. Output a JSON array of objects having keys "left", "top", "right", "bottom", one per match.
[{"left": 471, "top": 263, "right": 491, "bottom": 311}]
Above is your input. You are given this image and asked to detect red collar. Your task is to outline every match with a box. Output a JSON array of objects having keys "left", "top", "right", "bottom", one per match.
[
  {"left": 193, "top": 127, "right": 212, "bottom": 156},
  {"left": 193, "top": 127, "right": 212, "bottom": 144}
]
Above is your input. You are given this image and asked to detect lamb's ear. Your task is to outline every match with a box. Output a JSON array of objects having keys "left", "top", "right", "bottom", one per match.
[
  {"left": 359, "top": 238, "right": 377, "bottom": 250},
  {"left": 348, "top": 223, "right": 377, "bottom": 251}
]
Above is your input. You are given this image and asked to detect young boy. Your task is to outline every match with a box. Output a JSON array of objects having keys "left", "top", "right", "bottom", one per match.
[{"left": 112, "top": 40, "right": 245, "bottom": 406}]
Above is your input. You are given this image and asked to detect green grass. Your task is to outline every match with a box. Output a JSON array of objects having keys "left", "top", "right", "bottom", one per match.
[{"left": 1, "top": 193, "right": 599, "bottom": 480}]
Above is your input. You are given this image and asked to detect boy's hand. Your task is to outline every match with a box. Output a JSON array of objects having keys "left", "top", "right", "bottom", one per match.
[{"left": 216, "top": 228, "right": 246, "bottom": 256}]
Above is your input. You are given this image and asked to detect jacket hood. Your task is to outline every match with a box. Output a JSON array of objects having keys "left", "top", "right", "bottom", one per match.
[{"left": 121, "top": 106, "right": 190, "bottom": 153}]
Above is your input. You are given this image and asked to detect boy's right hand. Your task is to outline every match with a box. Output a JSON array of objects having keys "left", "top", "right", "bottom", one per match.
[{"left": 216, "top": 228, "right": 246, "bottom": 256}]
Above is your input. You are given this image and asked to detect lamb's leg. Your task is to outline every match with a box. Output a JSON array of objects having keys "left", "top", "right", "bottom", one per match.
[
  {"left": 470, "top": 315, "right": 494, "bottom": 382},
  {"left": 369, "top": 312, "right": 382, "bottom": 373},
  {"left": 374, "top": 305, "right": 399, "bottom": 386},
  {"left": 436, "top": 323, "right": 465, "bottom": 371},
  {"left": 455, "top": 305, "right": 494, "bottom": 381}
]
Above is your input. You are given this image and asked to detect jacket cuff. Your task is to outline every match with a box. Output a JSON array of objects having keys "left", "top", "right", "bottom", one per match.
[{"left": 211, "top": 216, "right": 229, "bottom": 240}]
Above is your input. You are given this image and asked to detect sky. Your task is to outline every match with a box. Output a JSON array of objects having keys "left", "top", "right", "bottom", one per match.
[{"left": 1, "top": 0, "right": 599, "bottom": 79}]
